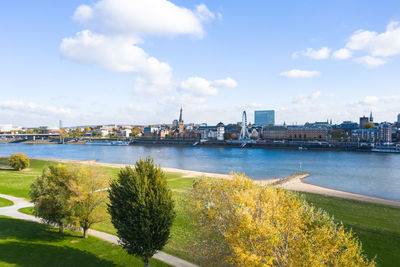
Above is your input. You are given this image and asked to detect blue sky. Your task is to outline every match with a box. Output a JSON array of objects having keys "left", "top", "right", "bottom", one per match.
[{"left": 1, "top": 0, "right": 400, "bottom": 127}]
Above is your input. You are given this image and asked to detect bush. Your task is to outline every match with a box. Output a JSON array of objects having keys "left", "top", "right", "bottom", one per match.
[
  {"left": 191, "top": 174, "right": 375, "bottom": 267},
  {"left": 8, "top": 152, "right": 30, "bottom": 171}
]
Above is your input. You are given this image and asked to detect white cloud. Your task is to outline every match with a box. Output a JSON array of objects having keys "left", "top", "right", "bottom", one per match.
[
  {"left": 333, "top": 48, "right": 352, "bottom": 60},
  {"left": 294, "top": 47, "right": 331, "bottom": 60},
  {"left": 180, "top": 77, "right": 218, "bottom": 96},
  {"left": 72, "top": 0, "right": 214, "bottom": 38},
  {"left": 292, "top": 91, "right": 322, "bottom": 105},
  {"left": 346, "top": 21, "right": 400, "bottom": 57},
  {"left": 195, "top": 4, "right": 215, "bottom": 22},
  {"left": 73, "top": 5, "right": 94, "bottom": 22},
  {"left": 280, "top": 69, "right": 320, "bottom": 79},
  {"left": 0, "top": 101, "right": 72, "bottom": 116},
  {"left": 180, "top": 77, "right": 238, "bottom": 96},
  {"left": 355, "top": 56, "right": 387, "bottom": 67},
  {"left": 212, "top": 77, "right": 238, "bottom": 88},
  {"left": 60, "top": 30, "right": 172, "bottom": 94},
  {"left": 62, "top": 1, "right": 227, "bottom": 96}
]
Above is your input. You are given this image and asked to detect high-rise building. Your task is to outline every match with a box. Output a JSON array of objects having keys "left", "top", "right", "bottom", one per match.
[
  {"left": 254, "top": 110, "right": 275, "bottom": 126},
  {"left": 379, "top": 122, "right": 392, "bottom": 143},
  {"left": 398, "top": 113, "right": 400, "bottom": 124}
]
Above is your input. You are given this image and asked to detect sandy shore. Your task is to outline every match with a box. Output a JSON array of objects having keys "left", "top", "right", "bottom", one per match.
[
  {"left": 4, "top": 156, "right": 400, "bottom": 207},
  {"left": 278, "top": 174, "right": 400, "bottom": 207}
]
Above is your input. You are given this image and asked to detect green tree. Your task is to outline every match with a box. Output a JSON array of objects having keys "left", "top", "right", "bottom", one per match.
[
  {"left": 224, "top": 132, "right": 232, "bottom": 140},
  {"left": 108, "top": 158, "right": 176, "bottom": 267},
  {"left": 331, "top": 129, "right": 347, "bottom": 140},
  {"left": 30, "top": 165, "right": 74, "bottom": 234},
  {"left": 8, "top": 153, "right": 30, "bottom": 171},
  {"left": 68, "top": 166, "right": 108, "bottom": 238}
]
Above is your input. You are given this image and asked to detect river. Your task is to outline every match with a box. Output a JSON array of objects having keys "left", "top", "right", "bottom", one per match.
[{"left": 1, "top": 143, "right": 399, "bottom": 201}]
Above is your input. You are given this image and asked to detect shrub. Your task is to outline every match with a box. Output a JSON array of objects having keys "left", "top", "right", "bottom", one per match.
[
  {"left": 191, "top": 173, "right": 375, "bottom": 267},
  {"left": 8, "top": 152, "right": 30, "bottom": 171}
]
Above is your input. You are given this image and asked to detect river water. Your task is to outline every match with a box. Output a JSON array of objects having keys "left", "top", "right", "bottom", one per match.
[{"left": 1, "top": 143, "right": 399, "bottom": 201}]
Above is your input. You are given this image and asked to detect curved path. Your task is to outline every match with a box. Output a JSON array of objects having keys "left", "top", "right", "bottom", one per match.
[{"left": 0, "top": 193, "right": 197, "bottom": 267}]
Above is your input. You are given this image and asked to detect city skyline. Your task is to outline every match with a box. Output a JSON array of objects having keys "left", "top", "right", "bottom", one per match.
[{"left": 1, "top": 0, "right": 400, "bottom": 126}]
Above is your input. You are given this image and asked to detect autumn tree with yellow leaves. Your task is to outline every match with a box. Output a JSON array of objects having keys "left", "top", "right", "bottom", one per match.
[
  {"left": 68, "top": 165, "right": 109, "bottom": 238},
  {"left": 191, "top": 174, "right": 375, "bottom": 267}
]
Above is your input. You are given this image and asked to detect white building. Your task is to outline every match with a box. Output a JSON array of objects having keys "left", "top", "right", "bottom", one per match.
[
  {"left": 96, "top": 129, "right": 109, "bottom": 137},
  {"left": 119, "top": 129, "right": 132, "bottom": 137},
  {"left": 216, "top": 122, "right": 225, "bottom": 141}
]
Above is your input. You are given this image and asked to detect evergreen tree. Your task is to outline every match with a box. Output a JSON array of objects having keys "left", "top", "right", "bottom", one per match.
[{"left": 108, "top": 158, "right": 176, "bottom": 267}]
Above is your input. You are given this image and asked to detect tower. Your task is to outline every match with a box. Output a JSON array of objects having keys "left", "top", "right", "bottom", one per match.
[
  {"left": 370, "top": 111, "right": 373, "bottom": 122},
  {"left": 178, "top": 108, "right": 184, "bottom": 137}
]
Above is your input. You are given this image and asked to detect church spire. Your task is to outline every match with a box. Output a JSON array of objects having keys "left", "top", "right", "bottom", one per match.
[{"left": 179, "top": 107, "right": 183, "bottom": 122}]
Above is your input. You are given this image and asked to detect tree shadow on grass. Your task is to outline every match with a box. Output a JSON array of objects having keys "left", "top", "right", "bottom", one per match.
[
  {"left": 0, "top": 216, "right": 79, "bottom": 242},
  {"left": 0, "top": 241, "right": 116, "bottom": 267}
]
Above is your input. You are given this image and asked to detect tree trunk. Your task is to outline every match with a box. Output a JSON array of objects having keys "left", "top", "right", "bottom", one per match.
[
  {"left": 83, "top": 227, "right": 88, "bottom": 238},
  {"left": 144, "top": 257, "right": 149, "bottom": 267},
  {"left": 59, "top": 224, "right": 64, "bottom": 234}
]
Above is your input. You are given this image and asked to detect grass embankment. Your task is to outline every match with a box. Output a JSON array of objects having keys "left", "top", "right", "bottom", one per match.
[
  {"left": 0, "top": 197, "right": 13, "bottom": 208},
  {"left": 3, "top": 158, "right": 400, "bottom": 266},
  {"left": 302, "top": 192, "right": 400, "bottom": 267},
  {"left": 0, "top": 158, "right": 197, "bottom": 264},
  {"left": 0, "top": 215, "right": 168, "bottom": 267}
]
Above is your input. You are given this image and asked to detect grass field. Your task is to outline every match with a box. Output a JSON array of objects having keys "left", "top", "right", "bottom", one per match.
[
  {"left": 0, "top": 215, "right": 168, "bottom": 267},
  {"left": 3, "top": 157, "right": 400, "bottom": 266},
  {"left": 0, "top": 197, "right": 13, "bottom": 208},
  {"left": 301, "top": 192, "right": 400, "bottom": 267}
]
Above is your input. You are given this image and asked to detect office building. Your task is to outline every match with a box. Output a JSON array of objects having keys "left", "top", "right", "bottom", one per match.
[{"left": 254, "top": 110, "right": 275, "bottom": 126}]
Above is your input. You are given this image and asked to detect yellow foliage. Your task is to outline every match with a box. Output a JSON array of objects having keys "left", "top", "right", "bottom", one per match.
[{"left": 191, "top": 174, "right": 375, "bottom": 267}]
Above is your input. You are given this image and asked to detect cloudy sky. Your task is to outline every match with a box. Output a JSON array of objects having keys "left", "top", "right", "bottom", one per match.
[{"left": 1, "top": 0, "right": 400, "bottom": 127}]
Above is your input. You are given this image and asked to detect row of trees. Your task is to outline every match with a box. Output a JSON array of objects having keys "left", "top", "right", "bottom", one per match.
[
  {"left": 30, "top": 164, "right": 108, "bottom": 237},
  {"left": 29, "top": 158, "right": 175, "bottom": 267}
]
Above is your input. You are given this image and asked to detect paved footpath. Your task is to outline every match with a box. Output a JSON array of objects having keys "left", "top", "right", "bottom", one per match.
[{"left": 0, "top": 193, "right": 198, "bottom": 267}]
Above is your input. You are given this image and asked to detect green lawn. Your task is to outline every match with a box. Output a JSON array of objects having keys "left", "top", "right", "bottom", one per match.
[
  {"left": 4, "top": 158, "right": 400, "bottom": 266},
  {"left": 301, "top": 192, "right": 400, "bottom": 267},
  {"left": 0, "top": 158, "right": 55, "bottom": 199},
  {"left": 0, "top": 197, "right": 13, "bottom": 208},
  {"left": 0, "top": 215, "right": 168, "bottom": 267}
]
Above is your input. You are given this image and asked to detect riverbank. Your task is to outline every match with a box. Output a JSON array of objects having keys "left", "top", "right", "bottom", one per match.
[
  {"left": 16, "top": 156, "right": 400, "bottom": 207},
  {"left": 1, "top": 157, "right": 400, "bottom": 266},
  {"left": 277, "top": 174, "right": 400, "bottom": 207}
]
